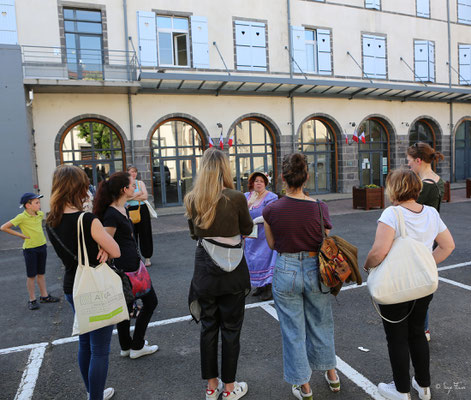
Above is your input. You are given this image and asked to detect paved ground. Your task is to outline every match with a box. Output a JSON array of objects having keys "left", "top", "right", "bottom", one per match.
[{"left": 0, "top": 194, "right": 470, "bottom": 400}]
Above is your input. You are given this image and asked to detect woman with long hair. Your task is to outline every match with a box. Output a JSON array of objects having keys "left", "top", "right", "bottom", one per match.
[
  {"left": 263, "top": 153, "right": 339, "bottom": 400},
  {"left": 407, "top": 142, "right": 445, "bottom": 341},
  {"left": 364, "top": 169, "right": 454, "bottom": 400},
  {"left": 46, "top": 165, "right": 120, "bottom": 400},
  {"left": 126, "top": 166, "right": 153, "bottom": 266},
  {"left": 94, "top": 172, "right": 158, "bottom": 359},
  {"left": 244, "top": 172, "right": 278, "bottom": 301},
  {"left": 185, "top": 148, "right": 253, "bottom": 400}
]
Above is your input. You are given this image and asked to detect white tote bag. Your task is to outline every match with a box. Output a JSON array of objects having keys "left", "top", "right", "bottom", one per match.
[
  {"left": 367, "top": 207, "right": 438, "bottom": 306},
  {"left": 72, "top": 213, "right": 129, "bottom": 336}
]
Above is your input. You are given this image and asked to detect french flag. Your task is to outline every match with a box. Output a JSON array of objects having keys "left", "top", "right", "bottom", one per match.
[
  {"left": 208, "top": 136, "right": 214, "bottom": 148},
  {"left": 219, "top": 133, "right": 224, "bottom": 150},
  {"left": 359, "top": 131, "right": 366, "bottom": 144},
  {"left": 352, "top": 129, "right": 359, "bottom": 143},
  {"left": 228, "top": 135, "right": 234, "bottom": 147},
  {"left": 343, "top": 132, "right": 348, "bottom": 145}
]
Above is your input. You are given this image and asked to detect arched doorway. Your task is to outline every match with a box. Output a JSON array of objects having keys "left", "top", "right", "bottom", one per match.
[
  {"left": 455, "top": 120, "right": 471, "bottom": 181},
  {"left": 409, "top": 120, "right": 436, "bottom": 148},
  {"left": 60, "top": 118, "right": 125, "bottom": 187},
  {"left": 150, "top": 118, "right": 205, "bottom": 206},
  {"left": 298, "top": 118, "right": 338, "bottom": 194},
  {"left": 357, "top": 118, "right": 390, "bottom": 187},
  {"left": 228, "top": 118, "right": 276, "bottom": 192}
]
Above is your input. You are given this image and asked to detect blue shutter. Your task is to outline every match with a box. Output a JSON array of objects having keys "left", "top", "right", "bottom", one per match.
[
  {"left": 416, "top": 0, "right": 430, "bottom": 18},
  {"left": 414, "top": 40, "right": 429, "bottom": 81},
  {"left": 363, "top": 35, "right": 376, "bottom": 78},
  {"left": 0, "top": 0, "right": 18, "bottom": 45},
  {"left": 190, "top": 16, "right": 209, "bottom": 69},
  {"left": 428, "top": 42, "right": 435, "bottom": 82},
  {"left": 235, "top": 21, "right": 251, "bottom": 69},
  {"left": 316, "top": 29, "right": 332, "bottom": 75},
  {"left": 137, "top": 11, "right": 157, "bottom": 67},
  {"left": 291, "top": 26, "right": 306, "bottom": 73},
  {"left": 374, "top": 36, "right": 386, "bottom": 79},
  {"left": 458, "top": 0, "right": 471, "bottom": 24},
  {"left": 250, "top": 22, "right": 266, "bottom": 70},
  {"left": 459, "top": 45, "right": 471, "bottom": 84}
]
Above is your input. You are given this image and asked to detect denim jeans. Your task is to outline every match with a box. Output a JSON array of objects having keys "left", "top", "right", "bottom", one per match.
[
  {"left": 65, "top": 293, "right": 113, "bottom": 400},
  {"left": 272, "top": 253, "right": 336, "bottom": 385}
]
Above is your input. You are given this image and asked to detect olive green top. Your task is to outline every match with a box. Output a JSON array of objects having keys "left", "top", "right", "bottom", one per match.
[{"left": 417, "top": 178, "right": 445, "bottom": 212}]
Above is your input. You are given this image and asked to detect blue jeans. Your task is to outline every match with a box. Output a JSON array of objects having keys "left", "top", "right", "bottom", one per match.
[
  {"left": 272, "top": 253, "right": 336, "bottom": 385},
  {"left": 65, "top": 294, "right": 113, "bottom": 400}
]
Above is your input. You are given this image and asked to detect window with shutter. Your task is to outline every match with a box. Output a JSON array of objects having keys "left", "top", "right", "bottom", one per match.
[
  {"left": 362, "top": 34, "right": 386, "bottom": 79},
  {"left": 365, "top": 0, "right": 381, "bottom": 10},
  {"left": 458, "top": 0, "right": 471, "bottom": 25},
  {"left": 190, "top": 16, "right": 209, "bottom": 69},
  {"left": 459, "top": 44, "right": 471, "bottom": 85},
  {"left": 156, "top": 15, "right": 190, "bottom": 67},
  {"left": 137, "top": 11, "right": 157, "bottom": 67},
  {"left": 414, "top": 40, "right": 435, "bottom": 82},
  {"left": 416, "top": 0, "right": 430, "bottom": 18},
  {"left": 0, "top": 0, "right": 18, "bottom": 45},
  {"left": 291, "top": 26, "right": 307, "bottom": 73},
  {"left": 235, "top": 20, "right": 267, "bottom": 71},
  {"left": 317, "top": 29, "right": 332, "bottom": 75}
]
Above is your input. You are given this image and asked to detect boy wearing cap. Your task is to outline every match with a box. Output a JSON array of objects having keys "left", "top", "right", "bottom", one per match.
[{"left": 1, "top": 193, "right": 59, "bottom": 310}]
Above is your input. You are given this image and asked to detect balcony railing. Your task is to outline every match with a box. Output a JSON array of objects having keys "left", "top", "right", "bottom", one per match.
[{"left": 22, "top": 45, "right": 140, "bottom": 81}]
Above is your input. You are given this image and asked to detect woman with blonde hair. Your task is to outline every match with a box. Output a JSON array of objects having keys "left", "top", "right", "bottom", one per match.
[
  {"left": 185, "top": 148, "right": 253, "bottom": 400},
  {"left": 364, "top": 168, "right": 454, "bottom": 400},
  {"left": 46, "top": 165, "right": 120, "bottom": 400}
]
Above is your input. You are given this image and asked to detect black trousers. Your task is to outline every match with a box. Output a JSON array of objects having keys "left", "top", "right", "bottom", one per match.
[
  {"left": 130, "top": 203, "right": 153, "bottom": 258},
  {"left": 199, "top": 291, "right": 246, "bottom": 384},
  {"left": 117, "top": 285, "right": 158, "bottom": 350},
  {"left": 379, "top": 294, "right": 433, "bottom": 393}
]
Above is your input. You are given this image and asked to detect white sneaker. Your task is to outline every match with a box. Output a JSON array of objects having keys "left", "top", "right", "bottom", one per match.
[
  {"left": 292, "top": 384, "right": 313, "bottom": 399},
  {"left": 206, "top": 378, "right": 223, "bottom": 400},
  {"left": 425, "top": 330, "right": 431, "bottom": 342},
  {"left": 130, "top": 343, "right": 159, "bottom": 359},
  {"left": 222, "top": 381, "right": 248, "bottom": 400},
  {"left": 145, "top": 258, "right": 152, "bottom": 266},
  {"left": 120, "top": 340, "right": 148, "bottom": 357},
  {"left": 104, "top": 387, "right": 115, "bottom": 400},
  {"left": 412, "top": 377, "right": 431, "bottom": 400},
  {"left": 378, "top": 382, "right": 411, "bottom": 400}
]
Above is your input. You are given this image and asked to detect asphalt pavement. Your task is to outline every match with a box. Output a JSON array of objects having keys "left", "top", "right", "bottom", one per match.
[{"left": 0, "top": 195, "right": 470, "bottom": 400}]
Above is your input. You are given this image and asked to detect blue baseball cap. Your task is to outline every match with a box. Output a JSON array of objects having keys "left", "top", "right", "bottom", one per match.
[{"left": 19, "top": 193, "right": 43, "bottom": 208}]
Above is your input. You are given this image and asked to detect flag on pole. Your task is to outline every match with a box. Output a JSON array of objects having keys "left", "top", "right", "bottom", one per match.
[
  {"left": 352, "top": 129, "right": 359, "bottom": 143},
  {"left": 343, "top": 132, "right": 349, "bottom": 145},
  {"left": 228, "top": 136, "right": 234, "bottom": 147},
  {"left": 360, "top": 131, "right": 366, "bottom": 144},
  {"left": 219, "top": 133, "right": 224, "bottom": 150},
  {"left": 208, "top": 136, "right": 214, "bottom": 148}
]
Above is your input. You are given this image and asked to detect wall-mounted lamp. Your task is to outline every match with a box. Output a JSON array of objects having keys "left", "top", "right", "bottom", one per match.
[
  {"left": 26, "top": 90, "right": 34, "bottom": 107},
  {"left": 401, "top": 122, "right": 410, "bottom": 127},
  {"left": 349, "top": 122, "right": 356, "bottom": 127},
  {"left": 216, "top": 123, "right": 223, "bottom": 128},
  {"left": 136, "top": 124, "right": 142, "bottom": 128}
]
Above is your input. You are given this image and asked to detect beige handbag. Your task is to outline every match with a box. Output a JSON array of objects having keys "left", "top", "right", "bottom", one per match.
[{"left": 129, "top": 203, "right": 141, "bottom": 224}]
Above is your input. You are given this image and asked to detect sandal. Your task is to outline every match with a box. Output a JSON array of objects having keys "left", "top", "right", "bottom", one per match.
[{"left": 325, "top": 371, "right": 340, "bottom": 392}]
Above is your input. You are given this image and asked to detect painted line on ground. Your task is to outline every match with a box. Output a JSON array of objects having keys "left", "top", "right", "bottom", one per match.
[
  {"left": 0, "top": 342, "right": 48, "bottom": 356},
  {"left": 437, "top": 261, "right": 471, "bottom": 272},
  {"left": 14, "top": 345, "right": 47, "bottom": 400},
  {"left": 439, "top": 277, "right": 471, "bottom": 291},
  {"left": 260, "top": 304, "right": 385, "bottom": 400}
]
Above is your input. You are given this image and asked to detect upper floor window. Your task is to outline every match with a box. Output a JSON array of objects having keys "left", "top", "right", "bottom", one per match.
[
  {"left": 459, "top": 44, "right": 471, "bottom": 85},
  {"left": 365, "top": 0, "right": 381, "bottom": 10},
  {"left": 156, "top": 16, "right": 189, "bottom": 67},
  {"left": 291, "top": 26, "right": 332, "bottom": 75},
  {"left": 362, "top": 34, "right": 387, "bottom": 80},
  {"left": 458, "top": 0, "right": 471, "bottom": 25},
  {"left": 234, "top": 20, "right": 267, "bottom": 71},
  {"left": 416, "top": 0, "right": 430, "bottom": 18},
  {"left": 414, "top": 40, "right": 435, "bottom": 82}
]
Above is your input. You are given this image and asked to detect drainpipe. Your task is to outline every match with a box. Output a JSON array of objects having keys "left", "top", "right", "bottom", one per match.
[
  {"left": 446, "top": 0, "right": 454, "bottom": 181},
  {"left": 123, "top": 0, "right": 135, "bottom": 164},
  {"left": 287, "top": 0, "right": 296, "bottom": 151}
]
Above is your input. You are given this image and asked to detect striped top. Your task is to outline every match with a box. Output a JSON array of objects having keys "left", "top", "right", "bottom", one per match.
[{"left": 263, "top": 197, "right": 332, "bottom": 253}]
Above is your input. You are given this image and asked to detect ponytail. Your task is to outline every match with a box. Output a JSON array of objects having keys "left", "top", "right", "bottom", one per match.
[{"left": 93, "top": 172, "right": 130, "bottom": 219}]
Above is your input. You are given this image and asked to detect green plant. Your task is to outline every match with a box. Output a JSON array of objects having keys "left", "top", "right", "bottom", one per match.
[{"left": 362, "top": 184, "right": 380, "bottom": 189}]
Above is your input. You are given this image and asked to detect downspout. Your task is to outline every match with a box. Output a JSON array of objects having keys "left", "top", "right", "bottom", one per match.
[
  {"left": 287, "top": 0, "right": 296, "bottom": 152},
  {"left": 446, "top": 0, "right": 454, "bottom": 181},
  {"left": 123, "top": 0, "right": 135, "bottom": 164}
]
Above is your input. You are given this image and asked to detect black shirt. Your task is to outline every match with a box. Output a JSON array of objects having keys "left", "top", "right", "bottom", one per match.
[
  {"left": 102, "top": 206, "right": 140, "bottom": 272},
  {"left": 47, "top": 212, "right": 100, "bottom": 295}
]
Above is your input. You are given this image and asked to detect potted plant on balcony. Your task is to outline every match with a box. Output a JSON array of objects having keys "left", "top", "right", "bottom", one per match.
[{"left": 352, "top": 184, "right": 385, "bottom": 210}]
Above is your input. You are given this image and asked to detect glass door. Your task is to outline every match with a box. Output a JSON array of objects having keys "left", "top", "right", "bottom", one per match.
[
  {"left": 78, "top": 35, "right": 103, "bottom": 79},
  {"left": 359, "top": 152, "right": 386, "bottom": 187},
  {"left": 178, "top": 158, "right": 195, "bottom": 200},
  {"left": 455, "top": 121, "right": 471, "bottom": 181}
]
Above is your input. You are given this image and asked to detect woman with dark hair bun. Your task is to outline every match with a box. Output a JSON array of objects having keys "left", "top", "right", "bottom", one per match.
[
  {"left": 407, "top": 141, "right": 445, "bottom": 341},
  {"left": 263, "top": 153, "right": 339, "bottom": 400}
]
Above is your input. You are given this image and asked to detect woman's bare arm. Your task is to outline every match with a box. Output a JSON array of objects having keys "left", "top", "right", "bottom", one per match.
[
  {"left": 433, "top": 229, "right": 455, "bottom": 264},
  {"left": 264, "top": 222, "right": 275, "bottom": 250},
  {"left": 363, "top": 222, "right": 395, "bottom": 271}
]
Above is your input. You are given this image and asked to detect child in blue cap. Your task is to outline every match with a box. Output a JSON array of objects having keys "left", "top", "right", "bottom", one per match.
[{"left": 1, "top": 193, "right": 59, "bottom": 309}]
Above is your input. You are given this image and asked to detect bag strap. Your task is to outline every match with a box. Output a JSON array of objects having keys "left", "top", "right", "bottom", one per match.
[
  {"left": 46, "top": 224, "right": 77, "bottom": 261},
  {"left": 371, "top": 298, "right": 416, "bottom": 324},
  {"left": 77, "top": 212, "right": 90, "bottom": 267},
  {"left": 317, "top": 201, "right": 326, "bottom": 239},
  {"left": 393, "top": 207, "right": 407, "bottom": 238}
]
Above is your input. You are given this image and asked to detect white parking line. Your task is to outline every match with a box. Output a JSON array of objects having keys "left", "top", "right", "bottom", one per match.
[
  {"left": 14, "top": 344, "right": 47, "bottom": 400},
  {"left": 439, "top": 277, "right": 471, "bottom": 291}
]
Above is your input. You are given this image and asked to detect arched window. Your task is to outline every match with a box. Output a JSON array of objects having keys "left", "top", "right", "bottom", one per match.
[
  {"left": 455, "top": 120, "right": 471, "bottom": 181},
  {"left": 357, "top": 119, "right": 389, "bottom": 187},
  {"left": 298, "top": 119, "right": 337, "bottom": 193},
  {"left": 409, "top": 120, "right": 435, "bottom": 148},
  {"left": 150, "top": 119, "right": 205, "bottom": 206},
  {"left": 228, "top": 119, "right": 276, "bottom": 192},
  {"left": 60, "top": 119, "right": 125, "bottom": 187}
]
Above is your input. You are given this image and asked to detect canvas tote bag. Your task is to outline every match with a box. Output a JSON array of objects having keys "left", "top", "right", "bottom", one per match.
[
  {"left": 72, "top": 213, "right": 129, "bottom": 335},
  {"left": 367, "top": 207, "right": 438, "bottom": 306}
]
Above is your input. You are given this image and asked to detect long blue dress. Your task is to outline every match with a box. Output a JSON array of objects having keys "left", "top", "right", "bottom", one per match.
[{"left": 244, "top": 191, "right": 278, "bottom": 287}]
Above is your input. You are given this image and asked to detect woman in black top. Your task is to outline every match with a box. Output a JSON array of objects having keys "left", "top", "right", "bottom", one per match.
[
  {"left": 94, "top": 172, "right": 158, "bottom": 359},
  {"left": 46, "top": 165, "right": 120, "bottom": 400}
]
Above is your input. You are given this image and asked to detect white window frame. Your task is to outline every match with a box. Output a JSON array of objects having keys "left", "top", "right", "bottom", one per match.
[
  {"left": 156, "top": 15, "right": 190, "bottom": 67},
  {"left": 305, "top": 29, "right": 318, "bottom": 73},
  {"left": 458, "top": 0, "right": 471, "bottom": 25}
]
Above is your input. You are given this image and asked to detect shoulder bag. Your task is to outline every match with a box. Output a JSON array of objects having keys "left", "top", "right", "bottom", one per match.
[
  {"left": 367, "top": 207, "right": 438, "bottom": 321},
  {"left": 72, "top": 213, "right": 129, "bottom": 336},
  {"left": 129, "top": 202, "right": 141, "bottom": 224},
  {"left": 125, "top": 259, "right": 152, "bottom": 298}
]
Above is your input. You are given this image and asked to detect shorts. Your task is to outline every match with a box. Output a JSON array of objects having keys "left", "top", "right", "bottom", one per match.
[{"left": 23, "top": 244, "right": 47, "bottom": 278}]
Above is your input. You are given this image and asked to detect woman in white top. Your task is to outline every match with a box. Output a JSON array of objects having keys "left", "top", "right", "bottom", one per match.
[{"left": 364, "top": 169, "right": 454, "bottom": 400}]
